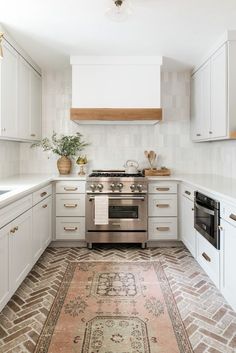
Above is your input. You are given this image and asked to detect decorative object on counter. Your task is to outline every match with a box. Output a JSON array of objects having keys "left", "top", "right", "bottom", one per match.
[
  {"left": 31, "top": 132, "right": 89, "bottom": 175},
  {"left": 76, "top": 155, "right": 88, "bottom": 176},
  {"left": 144, "top": 167, "right": 171, "bottom": 176},
  {"left": 124, "top": 160, "right": 139, "bottom": 174},
  {"left": 144, "top": 150, "right": 157, "bottom": 169}
]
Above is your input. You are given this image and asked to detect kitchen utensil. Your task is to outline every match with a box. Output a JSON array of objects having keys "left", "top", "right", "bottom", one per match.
[{"left": 124, "top": 160, "right": 139, "bottom": 174}]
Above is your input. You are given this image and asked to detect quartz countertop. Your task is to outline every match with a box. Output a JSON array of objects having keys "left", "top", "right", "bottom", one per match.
[
  {"left": 0, "top": 174, "right": 86, "bottom": 208},
  {"left": 1, "top": 173, "right": 236, "bottom": 209},
  {"left": 147, "top": 174, "right": 236, "bottom": 204}
]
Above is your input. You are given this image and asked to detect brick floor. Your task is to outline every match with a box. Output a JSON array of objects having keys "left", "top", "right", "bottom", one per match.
[{"left": 0, "top": 245, "right": 236, "bottom": 353}]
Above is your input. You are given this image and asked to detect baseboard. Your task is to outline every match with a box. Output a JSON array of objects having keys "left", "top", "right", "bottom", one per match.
[
  {"left": 147, "top": 240, "right": 183, "bottom": 248},
  {"left": 50, "top": 241, "right": 87, "bottom": 248}
]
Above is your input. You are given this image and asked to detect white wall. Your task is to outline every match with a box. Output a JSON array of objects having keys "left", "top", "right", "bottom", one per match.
[
  {"left": 19, "top": 68, "right": 213, "bottom": 175},
  {"left": 0, "top": 141, "right": 20, "bottom": 178}
]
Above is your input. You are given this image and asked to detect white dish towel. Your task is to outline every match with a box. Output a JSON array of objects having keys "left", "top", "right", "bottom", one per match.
[{"left": 94, "top": 195, "right": 109, "bottom": 225}]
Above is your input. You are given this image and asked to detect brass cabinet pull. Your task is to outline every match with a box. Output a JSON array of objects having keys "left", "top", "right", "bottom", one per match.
[
  {"left": 10, "top": 226, "right": 18, "bottom": 234},
  {"left": 156, "top": 227, "right": 170, "bottom": 231},
  {"left": 64, "top": 187, "right": 78, "bottom": 191},
  {"left": 229, "top": 213, "right": 236, "bottom": 222},
  {"left": 156, "top": 204, "right": 170, "bottom": 208},
  {"left": 185, "top": 190, "right": 191, "bottom": 195},
  {"left": 196, "top": 133, "right": 201, "bottom": 137},
  {"left": 64, "top": 227, "right": 78, "bottom": 231},
  {"left": 202, "top": 252, "right": 211, "bottom": 262},
  {"left": 64, "top": 204, "right": 78, "bottom": 208},
  {"left": 42, "top": 204, "right": 48, "bottom": 208},
  {"left": 30, "top": 133, "right": 36, "bottom": 137},
  {"left": 156, "top": 187, "right": 170, "bottom": 191},
  {"left": 40, "top": 191, "right": 47, "bottom": 197}
]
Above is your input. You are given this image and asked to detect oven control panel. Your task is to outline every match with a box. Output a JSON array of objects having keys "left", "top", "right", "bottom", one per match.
[{"left": 86, "top": 179, "right": 147, "bottom": 193}]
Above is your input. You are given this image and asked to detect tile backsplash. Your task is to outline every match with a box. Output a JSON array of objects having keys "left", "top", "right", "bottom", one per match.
[
  {"left": 0, "top": 67, "right": 235, "bottom": 179},
  {"left": 0, "top": 141, "right": 20, "bottom": 179}
]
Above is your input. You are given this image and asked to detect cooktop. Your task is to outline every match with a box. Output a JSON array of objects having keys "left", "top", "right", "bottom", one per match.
[{"left": 89, "top": 170, "right": 144, "bottom": 178}]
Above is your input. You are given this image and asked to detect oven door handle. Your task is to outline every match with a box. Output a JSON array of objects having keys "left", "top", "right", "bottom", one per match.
[
  {"left": 88, "top": 196, "right": 145, "bottom": 201},
  {"left": 195, "top": 202, "right": 215, "bottom": 216}
]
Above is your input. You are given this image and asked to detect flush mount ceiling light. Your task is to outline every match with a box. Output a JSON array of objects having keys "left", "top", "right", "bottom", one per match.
[{"left": 106, "top": 0, "right": 133, "bottom": 22}]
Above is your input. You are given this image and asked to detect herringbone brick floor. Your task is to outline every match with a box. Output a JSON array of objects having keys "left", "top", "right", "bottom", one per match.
[{"left": 0, "top": 245, "right": 236, "bottom": 353}]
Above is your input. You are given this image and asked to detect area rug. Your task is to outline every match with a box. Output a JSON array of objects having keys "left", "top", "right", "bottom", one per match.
[{"left": 35, "top": 261, "right": 193, "bottom": 353}]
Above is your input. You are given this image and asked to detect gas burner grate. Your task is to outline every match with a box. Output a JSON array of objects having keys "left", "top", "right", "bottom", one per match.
[{"left": 89, "top": 171, "right": 144, "bottom": 178}]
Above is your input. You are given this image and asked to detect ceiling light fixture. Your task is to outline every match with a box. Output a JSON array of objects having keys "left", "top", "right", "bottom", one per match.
[{"left": 106, "top": 0, "right": 133, "bottom": 22}]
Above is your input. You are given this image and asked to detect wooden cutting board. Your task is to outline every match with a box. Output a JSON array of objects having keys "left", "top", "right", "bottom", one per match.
[{"left": 144, "top": 168, "right": 171, "bottom": 176}]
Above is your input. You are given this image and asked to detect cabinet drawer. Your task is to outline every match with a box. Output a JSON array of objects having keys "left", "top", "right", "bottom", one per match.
[
  {"left": 148, "top": 217, "right": 178, "bottom": 240},
  {"left": 56, "top": 194, "right": 85, "bottom": 217},
  {"left": 196, "top": 231, "right": 220, "bottom": 288},
  {"left": 56, "top": 181, "right": 85, "bottom": 194},
  {"left": 148, "top": 194, "right": 177, "bottom": 217},
  {"left": 33, "top": 184, "right": 52, "bottom": 206},
  {"left": 221, "top": 201, "right": 236, "bottom": 227},
  {"left": 148, "top": 182, "right": 177, "bottom": 194},
  {"left": 56, "top": 217, "right": 85, "bottom": 240},
  {"left": 0, "top": 195, "right": 32, "bottom": 229},
  {"left": 180, "top": 183, "right": 195, "bottom": 202}
]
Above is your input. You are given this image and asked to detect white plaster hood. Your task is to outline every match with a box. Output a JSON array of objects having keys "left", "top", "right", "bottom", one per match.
[{"left": 70, "top": 56, "right": 163, "bottom": 124}]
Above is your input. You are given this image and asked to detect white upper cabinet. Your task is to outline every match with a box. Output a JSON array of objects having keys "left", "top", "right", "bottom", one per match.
[
  {"left": 210, "top": 44, "right": 227, "bottom": 139},
  {"left": 30, "top": 69, "right": 42, "bottom": 140},
  {"left": 191, "top": 61, "right": 210, "bottom": 141},
  {"left": 191, "top": 32, "right": 236, "bottom": 142},
  {"left": 0, "top": 29, "right": 42, "bottom": 142},
  {"left": 0, "top": 41, "right": 18, "bottom": 138}
]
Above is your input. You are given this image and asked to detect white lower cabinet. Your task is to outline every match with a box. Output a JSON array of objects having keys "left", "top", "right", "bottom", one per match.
[
  {"left": 179, "top": 193, "right": 196, "bottom": 257},
  {"left": 196, "top": 231, "right": 220, "bottom": 288},
  {"left": 220, "top": 219, "right": 236, "bottom": 311},
  {"left": 10, "top": 209, "right": 32, "bottom": 293},
  {"left": 56, "top": 217, "right": 85, "bottom": 240},
  {"left": 0, "top": 223, "right": 11, "bottom": 310},
  {"left": 32, "top": 196, "right": 52, "bottom": 263},
  {"left": 148, "top": 217, "right": 177, "bottom": 240}
]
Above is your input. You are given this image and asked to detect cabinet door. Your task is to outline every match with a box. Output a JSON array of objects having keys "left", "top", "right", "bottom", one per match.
[
  {"left": 221, "top": 219, "right": 236, "bottom": 311},
  {"left": 18, "top": 57, "right": 30, "bottom": 139},
  {"left": 32, "top": 196, "right": 52, "bottom": 263},
  {"left": 180, "top": 195, "right": 196, "bottom": 257},
  {"left": 0, "top": 41, "right": 18, "bottom": 138},
  {"left": 191, "top": 62, "right": 210, "bottom": 141},
  {"left": 210, "top": 44, "right": 227, "bottom": 139},
  {"left": 10, "top": 209, "right": 32, "bottom": 293},
  {"left": 30, "top": 69, "right": 42, "bottom": 140},
  {"left": 0, "top": 224, "right": 11, "bottom": 311}
]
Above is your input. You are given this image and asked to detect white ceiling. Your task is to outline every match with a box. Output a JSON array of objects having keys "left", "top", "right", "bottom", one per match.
[{"left": 1, "top": 0, "right": 236, "bottom": 70}]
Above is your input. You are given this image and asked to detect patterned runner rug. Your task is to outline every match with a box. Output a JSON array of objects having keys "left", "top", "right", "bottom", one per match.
[{"left": 35, "top": 261, "right": 193, "bottom": 353}]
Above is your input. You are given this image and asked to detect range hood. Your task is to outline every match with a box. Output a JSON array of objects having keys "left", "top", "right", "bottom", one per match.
[{"left": 70, "top": 56, "right": 163, "bottom": 125}]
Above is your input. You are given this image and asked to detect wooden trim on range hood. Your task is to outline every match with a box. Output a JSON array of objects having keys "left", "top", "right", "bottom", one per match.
[{"left": 70, "top": 108, "right": 162, "bottom": 122}]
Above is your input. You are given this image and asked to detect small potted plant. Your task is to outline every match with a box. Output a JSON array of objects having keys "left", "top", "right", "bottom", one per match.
[{"left": 32, "top": 132, "right": 89, "bottom": 175}]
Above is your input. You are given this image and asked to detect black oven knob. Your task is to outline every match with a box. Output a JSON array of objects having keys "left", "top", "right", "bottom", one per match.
[
  {"left": 130, "top": 184, "right": 136, "bottom": 192},
  {"left": 90, "top": 184, "right": 96, "bottom": 192},
  {"left": 110, "top": 183, "right": 116, "bottom": 192},
  {"left": 97, "top": 184, "right": 104, "bottom": 192}
]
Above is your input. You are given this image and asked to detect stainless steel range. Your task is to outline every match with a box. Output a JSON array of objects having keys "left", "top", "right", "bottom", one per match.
[{"left": 86, "top": 170, "right": 147, "bottom": 249}]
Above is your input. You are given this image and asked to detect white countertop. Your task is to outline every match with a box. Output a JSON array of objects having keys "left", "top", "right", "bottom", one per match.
[
  {"left": 1, "top": 172, "right": 236, "bottom": 208},
  {"left": 148, "top": 174, "right": 236, "bottom": 204},
  {"left": 0, "top": 174, "right": 86, "bottom": 208}
]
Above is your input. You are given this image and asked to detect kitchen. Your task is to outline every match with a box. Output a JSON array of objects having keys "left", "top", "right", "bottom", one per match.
[{"left": 0, "top": 1, "right": 236, "bottom": 352}]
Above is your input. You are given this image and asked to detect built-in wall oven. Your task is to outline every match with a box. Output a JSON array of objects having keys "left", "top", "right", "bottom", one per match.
[{"left": 194, "top": 191, "right": 220, "bottom": 249}]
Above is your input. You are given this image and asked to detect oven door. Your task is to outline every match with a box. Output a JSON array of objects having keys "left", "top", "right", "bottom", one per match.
[
  {"left": 86, "top": 194, "right": 147, "bottom": 231},
  {"left": 194, "top": 201, "right": 220, "bottom": 249}
]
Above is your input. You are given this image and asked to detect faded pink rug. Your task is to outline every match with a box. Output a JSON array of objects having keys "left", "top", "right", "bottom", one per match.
[{"left": 35, "top": 261, "right": 193, "bottom": 353}]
